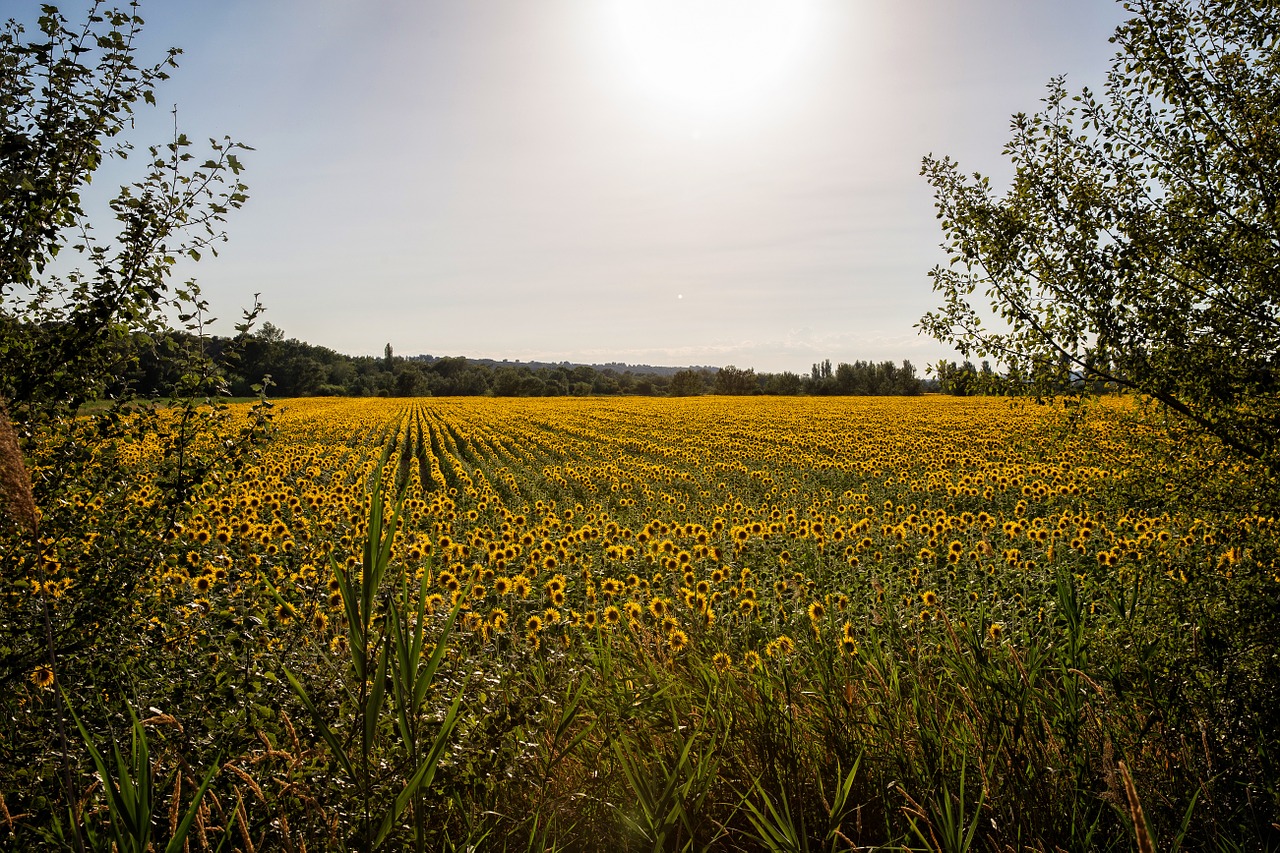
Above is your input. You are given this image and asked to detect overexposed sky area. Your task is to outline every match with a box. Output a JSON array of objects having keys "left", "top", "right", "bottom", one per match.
[{"left": 17, "top": 1, "right": 1131, "bottom": 372}]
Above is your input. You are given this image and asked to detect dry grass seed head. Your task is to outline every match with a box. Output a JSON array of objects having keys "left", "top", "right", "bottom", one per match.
[
  {"left": 0, "top": 789, "right": 32, "bottom": 832},
  {"left": 225, "top": 762, "right": 267, "bottom": 802},
  {"left": 168, "top": 770, "right": 182, "bottom": 839},
  {"left": 234, "top": 787, "right": 256, "bottom": 853},
  {"left": 0, "top": 400, "right": 38, "bottom": 534},
  {"left": 1118, "top": 761, "right": 1155, "bottom": 853}
]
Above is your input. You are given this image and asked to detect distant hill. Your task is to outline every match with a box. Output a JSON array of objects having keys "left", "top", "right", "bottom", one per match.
[{"left": 409, "top": 355, "right": 720, "bottom": 378}]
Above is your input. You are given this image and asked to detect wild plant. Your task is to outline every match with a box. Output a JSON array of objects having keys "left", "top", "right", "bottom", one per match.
[
  {"left": 62, "top": 701, "right": 220, "bottom": 853},
  {"left": 285, "top": 436, "right": 462, "bottom": 850}
]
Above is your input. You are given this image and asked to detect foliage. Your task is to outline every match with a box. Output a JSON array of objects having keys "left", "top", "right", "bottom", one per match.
[
  {"left": 118, "top": 325, "right": 940, "bottom": 399},
  {"left": 285, "top": 436, "right": 463, "bottom": 850},
  {"left": 4, "top": 4, "right": 1278, "bottom": 849},
  {"left": 929, "top": 359, "right": 1004, "bottom": 396},
  {"left": 0, "top": 0, "right": 269, "bottom": 688},
  {"left": 64, "top": 698, "right": 220, "bottom": 853},
  {"left": 0, "top": 6, "right": 275, "bottom": 851},
  {"left": 714, "top": 365, "right": 758, "bottom": 395},
  {"left": 919, "top": 0, "right": 1280, "bottom": 490},
  {"left": 1, "top": 2, "right": 252, "bottom": 422},
  {"left": 808, "top": 359, "right": 923, "bottom": 396}
]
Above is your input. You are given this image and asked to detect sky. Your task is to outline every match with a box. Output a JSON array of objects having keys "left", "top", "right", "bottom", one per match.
[{"left": 18, "top": 0, "right": 1131, "bottom": 373}]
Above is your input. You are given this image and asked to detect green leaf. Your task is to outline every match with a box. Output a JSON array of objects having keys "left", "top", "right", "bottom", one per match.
[
  {"left": 373, "top": 688, "right": 463, "bottom": 849},
  {"left": 283, "top": 667, "right": 356, "bottom": 781}
]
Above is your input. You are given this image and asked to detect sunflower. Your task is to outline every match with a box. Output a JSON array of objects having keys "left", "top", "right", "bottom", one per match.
[
  {"left": 765, "top": 635, "right": 795, "bottom": 658},
  {"left": 29, "top": 664, "right": 54, "bottom": 689},
  {"left": 667, "top": 628, "right": 689, "bottom": 653}
]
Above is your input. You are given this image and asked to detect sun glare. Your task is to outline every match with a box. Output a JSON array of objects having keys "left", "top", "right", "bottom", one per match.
[{"left": 604, "top": 0, "right": 820, "bottom": 124}]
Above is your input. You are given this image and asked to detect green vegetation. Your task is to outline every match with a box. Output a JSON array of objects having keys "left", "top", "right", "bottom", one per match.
[
  {"left": 2, "top": 1, "right": 1278, "bottom": 849},
  {"left": 87, "top": 324, "right": 930, "bottom": 399},
  {"left": 920, "top": 0, "right": 1280, "bottom": 499},
  {"left": 3, "top": 396, "right": 1279, "bottom": 850},
  {"left": 0, "top": 4, "right": 254, "bottom": 424}
]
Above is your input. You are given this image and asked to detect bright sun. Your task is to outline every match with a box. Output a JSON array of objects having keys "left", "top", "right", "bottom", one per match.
[{"left": 604, "top": 0, "right": 820, "bottom": 124}]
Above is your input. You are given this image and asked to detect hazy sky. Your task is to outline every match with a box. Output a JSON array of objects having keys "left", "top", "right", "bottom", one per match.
[{"left": 26, "top": 1, "right": 1131, "bottom": 372}]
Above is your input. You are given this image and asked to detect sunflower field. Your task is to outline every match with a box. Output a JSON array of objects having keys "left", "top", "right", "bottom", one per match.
[{"left": 3, "top": 396, "right": 1278, "bottom": 850}]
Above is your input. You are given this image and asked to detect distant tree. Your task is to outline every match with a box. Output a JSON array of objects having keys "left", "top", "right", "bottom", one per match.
[
  {"left": 258, "top": 321, "right": 286, "bottom": 344},
  {"left": 455, "top": 366, "right": 491, "bottom": 396},
  {"left": 714, "top": 365, "right": 757, "bottom": 395},
  {"left": 762, "top": 371, "right": 803, "bottom": 395},
  {"left": 819, "top": 360, "right": 922, "bottom": 396},
  {"left": 834, "top": 362, "right": 866, "bottom": 395},
  {"left": 491, "top": 365, "right": 551, "bottom": 397},
  {"left": 279, "top": 354, "right": 325, "bottom": 396},
  {"left": 932, "top": 360, "right": 980, "bottom": 396},
  {"left": 521, "top": 374, "right": 548, "bottom": 396},
  {"left": 669, "top": 369, "right": 703, "bottom": 397},
  {"left": 326, "top": 357, "right": 357, "bottom": 391},
  {"left": 899, "top": 359, "right": 923, "bottom": 395},
  {"left": 393, "top": 363, "right": 429, "bottom": 397},
  {"left": 592, "top": 372, "right": 621, "bottom": 395}
]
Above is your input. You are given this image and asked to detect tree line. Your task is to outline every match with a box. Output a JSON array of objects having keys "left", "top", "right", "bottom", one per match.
[{"left": 89, "top": 322, "right": 960, "bottom": 399}]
